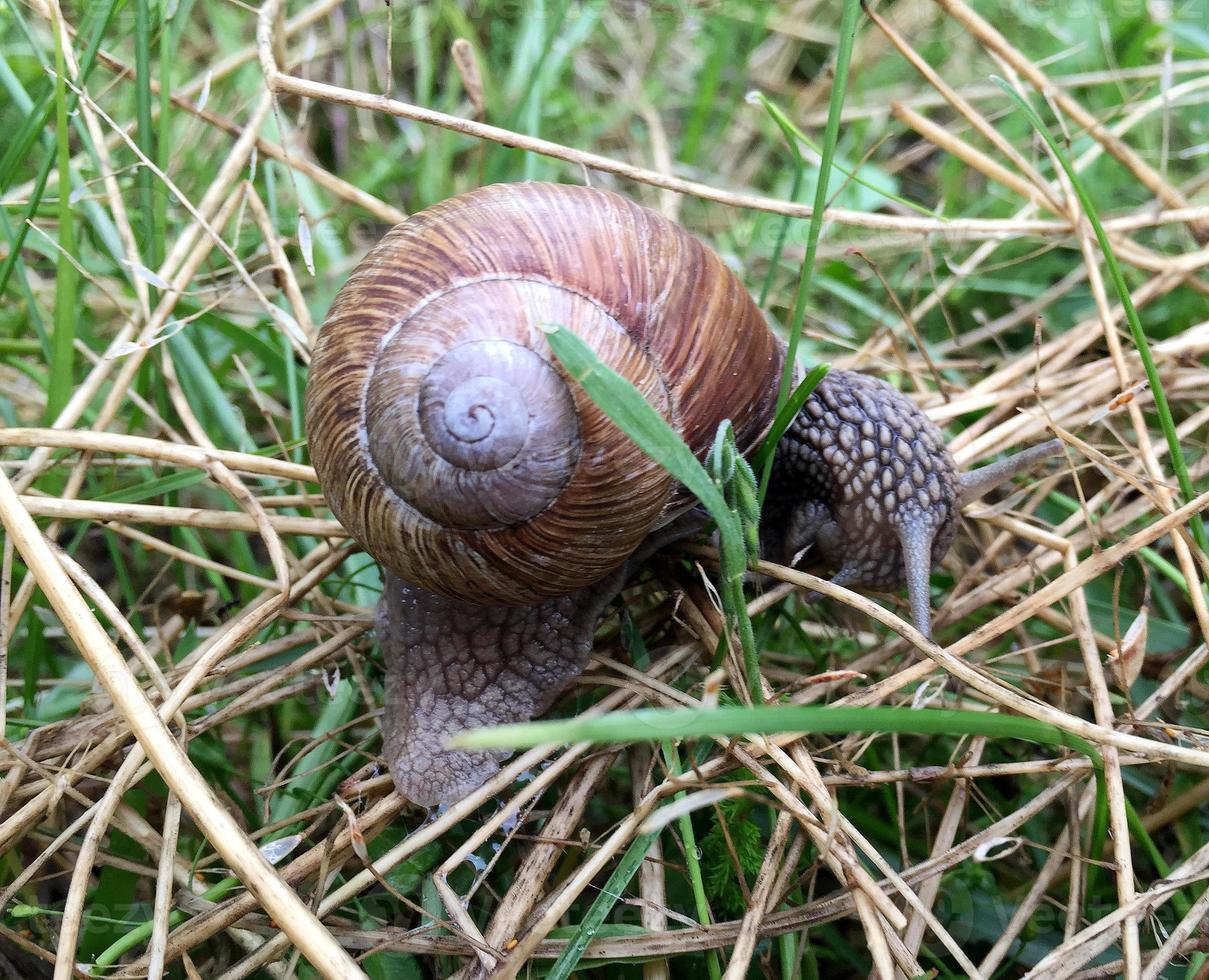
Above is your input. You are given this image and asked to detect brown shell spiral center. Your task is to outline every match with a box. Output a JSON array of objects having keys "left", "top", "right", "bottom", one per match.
[
  {"left": 366, "top": 325, "right": 583, "bottom": 532},
  {"left": 418, "top": 340, "right": 572, "bottom": 472}
]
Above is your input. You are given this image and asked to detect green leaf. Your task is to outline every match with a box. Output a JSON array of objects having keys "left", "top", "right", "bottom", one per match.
[
  {"left": 546, "top": 830, "right": 659, "bottom": 980},
  {"left": 542, "top": 324, "right": 735, "bottom": 530},
  {"left": 543, "top": 323, "right": 762, "bottom": 698}
]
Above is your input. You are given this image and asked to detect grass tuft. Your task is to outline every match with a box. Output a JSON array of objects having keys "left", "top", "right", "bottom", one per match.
[{"left": 0, "top": 1, "right": 1206, "bottom": 976}]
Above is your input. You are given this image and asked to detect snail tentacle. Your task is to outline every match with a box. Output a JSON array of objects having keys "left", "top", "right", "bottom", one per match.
[
  {"left": 958, "top": 438, "right": 1064, "bottom": 505},
  {"left": 898, "top": 519, "right": 938, "bottom": 639}
]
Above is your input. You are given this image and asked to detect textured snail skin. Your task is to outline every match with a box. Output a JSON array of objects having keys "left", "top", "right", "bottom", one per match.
[
  {"left": 763, "top": 369, "right": 1061, "bottom": 639},
  {"left": 378, "top": 570, "right": 624, "bottom": 807},
  {"left": 376, "top": 513, "right": 706, "bottom": 806}
]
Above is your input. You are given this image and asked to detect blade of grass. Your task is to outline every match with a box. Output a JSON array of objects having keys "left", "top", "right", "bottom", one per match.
[
  {"left": 0, "top": 0, "right": 120, "bottom": 297},
  {"left": 757, "top": 0, "right": 862, "bottom": 503},
  {"left": 157, "top": 0, "right": 178, "bottom": 264},
  {"left": 0, "top": 202, "right": 47, "bottom": 344},
  {"left": 679, "top": 17, "right": 727, "bottom": 166},
  {"left": 268, "top": 679, "right": 361, "bottom": 825},
  {"left": 663, "top": 740, "right": 722, "bottom": 980},
  {"left": 543, "top": 327, "right": 733, "bottom": 523},
  {"left": 46, "top": 0, "right": 78, "bottom": 423},
  {"left": 454, "top": 703, "right": 1109, "bottom": 888},
  {"left": 453, "top": 703, "right": 1101, "bottom": 761},
  {"left": 543, "top": 324, "right": 763, "bottom": 700},
  {"left": 0, "top": 51, "right": 50, "bottom": 343},
  {"left": 0, "top": 0, "right": 54, "bottom": 191},
  {"left": 750, "top": 92, "right": 806, "bottom": 308},
  {"left": 751, "top": 91, "right": 939, "bottom": 220},
  {"left": 545, "top": 830, "right": 659, "bottom": 980},
  {"left": 135, "top": 0, "right": 157, "bottom": 280},
  {"left": 167, "top": 331, "right": 257, "bottom": 452},
  {"left": 992, "top": 75, "right": 1207, "bottom": 557},
  {"left": 92, "top": 834, "right": 304, "bottom": 968},
  {"left": 0, "top": 338, "right": 41, "bottom": 355}
]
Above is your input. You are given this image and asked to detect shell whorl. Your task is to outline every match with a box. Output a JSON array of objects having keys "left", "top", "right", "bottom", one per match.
[{"left": 306, "top": 182, "right": 783, "bottom": 605}]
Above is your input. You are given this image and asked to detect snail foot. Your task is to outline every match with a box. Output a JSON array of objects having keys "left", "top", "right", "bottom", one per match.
[
  {"left": 378, "top": 570, "right": 625, "bottom": 807},
  {"left": 376, "top": 511, "right": 711, "bottom": 806}
]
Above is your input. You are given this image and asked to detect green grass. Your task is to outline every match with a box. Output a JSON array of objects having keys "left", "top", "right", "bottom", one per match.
[
  {"left": 994, "top": 74, "right": 1209, "bottom": 559},
  {"left": 547, "top": 324, "right": 766, "bottom": 701},
  {"left": 759, "top": 0, "right": 859, "bottom": 505},
  {"left": 46, "top": 2, "right": 78, "bottom": 424},
  {"left": 1, "top": 0, "right": 1207, "bottom": 977}
]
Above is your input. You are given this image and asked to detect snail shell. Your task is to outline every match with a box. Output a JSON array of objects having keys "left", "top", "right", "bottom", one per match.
[{"left": 306, "top": 182, "right": 784, "bottom": 605}]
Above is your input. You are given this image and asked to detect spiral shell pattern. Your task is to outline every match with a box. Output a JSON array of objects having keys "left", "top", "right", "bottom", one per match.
[{"left": 306, "top": 182, "right": 783, "bottom": 605}]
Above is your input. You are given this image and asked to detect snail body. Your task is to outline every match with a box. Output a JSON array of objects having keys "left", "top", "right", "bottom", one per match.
[
  {"left": 306, "top": 182, "right": 1060, "bottom": 805},
  {"left": 764, "top": 371, "right": 1061, "bottom": 637}
]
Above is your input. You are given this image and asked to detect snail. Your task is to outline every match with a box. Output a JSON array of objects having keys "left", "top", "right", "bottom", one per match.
[{"left": 305, "top": 181, "right": 1060, "bottom": 806}]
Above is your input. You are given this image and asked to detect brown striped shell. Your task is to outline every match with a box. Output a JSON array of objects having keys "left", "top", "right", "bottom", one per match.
[{"left": 306, "top": 182, "right": 783, "bottom": 605}]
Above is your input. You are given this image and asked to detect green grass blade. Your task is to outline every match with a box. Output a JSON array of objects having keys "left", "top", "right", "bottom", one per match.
[
  {"left": 268, "top": 680, "right": 361, "bottom": 824},
  {"left": 546, "top": 830, "right": 658, "bottom": 980},
  {"left": 135, "top": 0, "right": 157, "bottom": 277},
  {"left": 167, "top": 331, "right": 257, "bottom": 452},
  {"left": 543, "top": 324, "right": 763, "bottom": 698},
  {"left": 750, "top": 92, "right": 806, "bottom": 308},
  {"left": 0, "top": 0, "right": 120, "bottom": 297},
  {"left": 758, "top": 0, "right": 862, "bottom": 499},
  {"left": 453, "top": 704, "right": 1099, "bottom": 760},
  {"left": 96, "top": 469, "right": 207, "bottom": 504},
  {"left": 456, "top": 702, "right": 1111, "bottom": 914},
  {"left": 752, "top": 91, "right": 938, "bottom": 220},
  {"left": 542, "top": 325, "right": 736, "bottom": 537},
  {"left": 992, "top": 75, "right": 1207, "bottom": 556},
  {"left": 46, "top": 5, "right": 78, "bottom": 423},
  {"left": 456, "top": 702, "right": 1110, "bottom": 893},
  {"left": 157, "top": 0, "right": 177, "bottom": 260},
  {"left": 679, "top": 17, "right": 726, "bottom": 165},
  {"left": 663, "top": 740, "right": 722, "bottom": 980}
]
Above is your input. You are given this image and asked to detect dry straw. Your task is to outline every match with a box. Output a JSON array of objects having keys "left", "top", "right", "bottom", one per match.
[{"left": 0, "top": 0, "right": 1206, "bottom": 977}]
